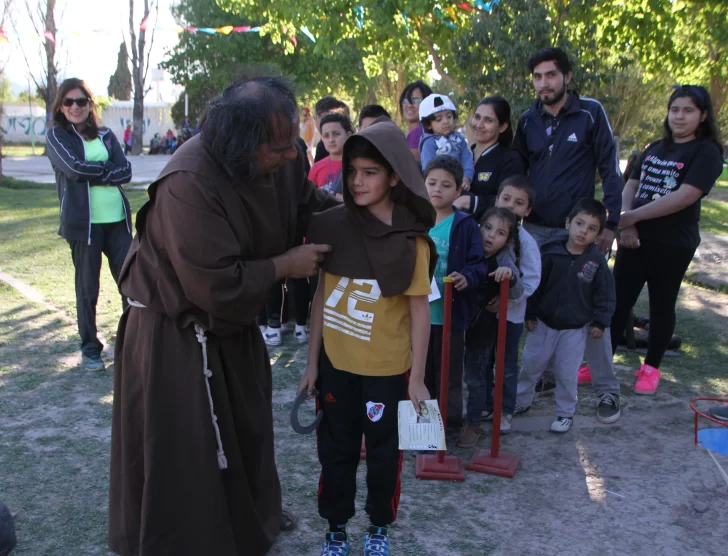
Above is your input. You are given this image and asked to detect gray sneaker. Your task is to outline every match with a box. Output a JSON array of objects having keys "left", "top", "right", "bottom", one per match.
[
  {"left": 596, "top": 393, "right": 621, "bottom": 424},
  {"left": 82, "top": 355, "right": 105, "bottom": 371}
]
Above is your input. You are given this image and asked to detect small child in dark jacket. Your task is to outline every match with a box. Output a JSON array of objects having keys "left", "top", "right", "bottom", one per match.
[
  {"left": 423, "top": 156, "right": 487, "bottom": 432},
  {"left": 515, "top": 198, "right": 615, "bottom": 433},
  {"left": 458, "top": 207, "right": 523, "bottom": 447}
]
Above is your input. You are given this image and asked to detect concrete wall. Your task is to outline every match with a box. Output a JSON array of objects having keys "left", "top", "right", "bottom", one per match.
[{"left": 1, "top": 101, "right": 176, "bottom": 145}]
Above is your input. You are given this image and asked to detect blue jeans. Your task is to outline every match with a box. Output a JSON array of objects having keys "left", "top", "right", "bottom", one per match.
[
  {"left": 464, "top": 311, "right": 497, "bottom": 426},
  {"left": 485, "top": 320, "right": 523, "bottom": 416}
]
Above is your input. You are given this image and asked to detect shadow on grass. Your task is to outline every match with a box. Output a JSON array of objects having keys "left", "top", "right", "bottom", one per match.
[{"left": 0, "top": 283, "right": 114, "bottom": 554}]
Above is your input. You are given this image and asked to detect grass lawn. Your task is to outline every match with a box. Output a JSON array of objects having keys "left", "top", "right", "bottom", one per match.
[
  {"left": 1, "top": 180, "right": 728, "bottom": 554},
  {"left": 2, "top": 144, "right": 43, "bottom": 157}
]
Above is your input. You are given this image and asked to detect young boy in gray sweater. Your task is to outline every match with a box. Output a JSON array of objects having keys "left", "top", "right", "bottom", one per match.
[{"left": 515, "top": 198, "right": 615, "bottom": 433}]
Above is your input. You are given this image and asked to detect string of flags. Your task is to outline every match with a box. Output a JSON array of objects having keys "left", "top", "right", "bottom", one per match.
[{"left": 0, "top": 1, "right": 502, "bottom": 47}]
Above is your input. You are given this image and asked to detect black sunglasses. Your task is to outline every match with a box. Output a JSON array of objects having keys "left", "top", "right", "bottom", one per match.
[{"left": 62, "top": 97, "right": 89, "bottom": 108}]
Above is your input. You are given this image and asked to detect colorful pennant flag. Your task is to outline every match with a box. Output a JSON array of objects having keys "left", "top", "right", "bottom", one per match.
[{"left": 300, "top": 26, "right": 316, "bottom": 43}]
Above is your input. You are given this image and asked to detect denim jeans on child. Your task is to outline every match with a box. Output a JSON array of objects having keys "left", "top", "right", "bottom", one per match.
[
  {"left": 485, "top": 320, "right": 523, "bottom": 416},
  {"left": 464, "top": 310, "right": 497, "bottom": 427}
]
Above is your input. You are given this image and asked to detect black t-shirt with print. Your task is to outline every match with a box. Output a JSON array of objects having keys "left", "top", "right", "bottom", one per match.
[
  {"left": 467, "top": 143, "right": 525, "bottom": 222},
  {"left": 630, "top": 139, "right": 723, "bottom": 248}
]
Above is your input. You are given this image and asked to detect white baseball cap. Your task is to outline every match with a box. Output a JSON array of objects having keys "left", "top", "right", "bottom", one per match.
[{"left": 419, "top": 94, "right": 457, "bottom": 120}]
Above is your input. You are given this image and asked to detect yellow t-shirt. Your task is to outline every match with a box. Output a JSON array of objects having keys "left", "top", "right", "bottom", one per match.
[{"left": 322, "top": 237, "right": 431, "bottom": 376}]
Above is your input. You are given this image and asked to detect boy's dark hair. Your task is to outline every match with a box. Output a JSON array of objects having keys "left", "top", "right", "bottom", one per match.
[
  {"left": 320, "top": 112, "right": 354, "bottom": 134},
  {"left": 497, "top": 175, "right": 534, "bottom": 208},
  {"left": 346, "top": 137, "right": 394, "bottom": 175},
  {"left": 423, "top": 155, "right": 464, "bottom": 188},
  {"left": 664, "top": 85, "right": 724, "bottom": 154},
  {"left": 528, "top": 47, "right": 572, "bottom": 75},
  {"left": 398, "top": 80, "right": 433, "bottom": 117},
  {"left": 314, "top": 96, "right": 350, "bottom": 118},
  {"left": 421, "top": 110, "right": 458, "bottom": 133},
  {"left": 358, "top": 104, "right": 391, "bottom": 127},
  {"left": 479, "top": 207, "right": 521, "bottom": 268},
  {"left": 567, "top": 198, "right": 607, "bottom": 232}
]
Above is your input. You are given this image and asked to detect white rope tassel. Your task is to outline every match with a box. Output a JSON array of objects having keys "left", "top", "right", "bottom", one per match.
[{"left": 194, "top": 323, "right": 228, "bottom": 470}]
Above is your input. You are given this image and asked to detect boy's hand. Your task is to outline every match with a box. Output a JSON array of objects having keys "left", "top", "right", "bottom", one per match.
[
  {"left": 448, "top": 271, "right": 468, "bottom": 291},
  {"left": 526, "top": 320, "right": 537, "bottom": 332},
  {"left": 462, "top": 177, "right": 471, "bottom": 191},
  {"left": 453, "top": 196, "right": 470, "bottom": 210},
  {"left": 590, "top": 327, "right": 604, "bottom": 339},
  {"left": 297, "top": 364, "right": 319, "bottom": 400},
  {"left": 489, "top": 266, "right": 513, "bottom": 282},
  {"left": 408, "top": 379, "right": 430, "bottom": 411},
  {"left": 485, "top": 295, "right": 499, "bottom": 313}
]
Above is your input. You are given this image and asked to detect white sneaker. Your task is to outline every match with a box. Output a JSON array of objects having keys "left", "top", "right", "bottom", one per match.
[
  {"left": 259, "top": 325, "right": 267, "bottom": 334},
  {"left": 294, "top": 325, "right": 309, "bottom": 343},
  {"left": 500, "top": 414, "right": 512, "bottom": 434},
  {"left": 263, "top": 327, "right": 281, "bottom": 346},
  {"left": 550, "top": 416, "right": 573, "bottom": 433}
]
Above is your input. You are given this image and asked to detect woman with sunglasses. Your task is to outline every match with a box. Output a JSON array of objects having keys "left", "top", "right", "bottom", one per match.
[
  {"left": 399, "top": 80, "right": 432, "bottom": 162},
  {"left": 611, "top": 85, "right": 724, "bottom": 395},
  {"left": 47, "top": 77, "right": 133, "bottom": 371}
]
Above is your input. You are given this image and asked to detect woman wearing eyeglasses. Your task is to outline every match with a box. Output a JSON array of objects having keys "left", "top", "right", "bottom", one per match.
[
  {"left": 611, "top": 85, "right": 724, "bottom": 395},
  {"left": 399, "top": 80, "right": 432, "bottom": 162},
  {"left": 47, "top": 77, "right": 133, "bottom": 371}
]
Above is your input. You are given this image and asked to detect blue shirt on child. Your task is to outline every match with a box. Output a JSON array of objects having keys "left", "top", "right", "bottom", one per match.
[
  {"left": 428, "top": 213, "right": 455, "bottom": 325},
  {"left": 419, "top": 131, "right": 475, "bottom": 181}
]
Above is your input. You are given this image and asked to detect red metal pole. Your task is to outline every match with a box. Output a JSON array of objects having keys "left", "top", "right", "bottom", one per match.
[
  {"left": 436, "top": 278, "right": 454, "bottom": 464},
  {"left": 466, "top": 278, "right": 520, "bottom": 478},
  {"left": 489, "top": 279, "right": 510, "bottom": 459}
]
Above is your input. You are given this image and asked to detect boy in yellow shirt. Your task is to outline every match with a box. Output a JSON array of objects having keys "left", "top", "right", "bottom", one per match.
[{"left": 300, "top": 118, "right": 436, "bottom": 556}]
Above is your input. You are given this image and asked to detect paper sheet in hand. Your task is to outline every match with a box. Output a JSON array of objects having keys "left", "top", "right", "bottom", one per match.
[
  {"left": 428, "top": 277, "right": 441, "bottom": 302},
  {"left": 397, "top": 400, "right": 446, "bottom": 451}
]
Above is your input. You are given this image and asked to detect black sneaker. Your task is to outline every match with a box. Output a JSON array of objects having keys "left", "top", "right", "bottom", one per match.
[
  {"left": 82, "top": 355, "right": 105, "bottom": 371},
  {"left": 596, "top": 393, "right": 621, "bottom": 424},
  {"left": 535, "top": 378, "right": 557, "bottom": 396},
  {"left": 513, "top": 405, "right": 530, "bottom": 416},
  {"left": 482, "top": 409, "right": 494, "bottom": 421}
]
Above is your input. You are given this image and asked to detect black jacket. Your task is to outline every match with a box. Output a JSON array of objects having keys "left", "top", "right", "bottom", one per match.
[
  {"left": 47, "top": 125, "right": 132, "bottom": 243},
  {"left": 526, "top": 232, "right": 614, "bottom": 330},
  {"left": 513, "top": 92, "right": 622, "bottom": 230}
]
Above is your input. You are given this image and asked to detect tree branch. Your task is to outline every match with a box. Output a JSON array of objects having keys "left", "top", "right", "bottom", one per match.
[{"left": 420, "top": 34, "right": 464, "bottom": 96}]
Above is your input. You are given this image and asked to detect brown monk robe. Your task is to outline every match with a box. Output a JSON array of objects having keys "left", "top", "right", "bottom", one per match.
[{"left": 108, "top": 78, "right": 337, "bottom": 556}]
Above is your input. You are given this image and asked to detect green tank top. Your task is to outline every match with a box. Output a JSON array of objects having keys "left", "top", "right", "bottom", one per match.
[{"left": 85, "top": 137, "right": 125, "bottom": 224}]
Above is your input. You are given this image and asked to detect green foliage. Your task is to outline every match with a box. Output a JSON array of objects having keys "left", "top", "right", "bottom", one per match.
[
  {"left": 108, "top": 43, "right": 133, "bottom": 101},
  {"left": 16, "top": 90, "right": 44, "bottom": 105},
  {"left": 0, "top": 77, "right": 12, "bottom": 103}
]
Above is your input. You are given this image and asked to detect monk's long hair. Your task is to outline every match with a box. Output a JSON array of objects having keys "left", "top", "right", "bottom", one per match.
[
  {"left": 200, "top": 75, "right": 298, "bottom": 179},
  {"left": 51, "top": 78, "right": 101, "bottom": 139}
]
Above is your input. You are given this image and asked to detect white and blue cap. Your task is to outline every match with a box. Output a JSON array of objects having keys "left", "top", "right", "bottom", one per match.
[{"left": 418, "top": 94, "right": 457, "bottom": 121}]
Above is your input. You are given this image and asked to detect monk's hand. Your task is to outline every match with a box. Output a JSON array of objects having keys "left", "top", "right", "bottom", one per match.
[
  {"left": 276, "top": 243, "right": 332, "bottom": 279},
  {"left": 408, "top": 379, "right": 430, "bottom": 412},
  {"left": 297, "top": 364, "right": 318, "bottom": 400}
]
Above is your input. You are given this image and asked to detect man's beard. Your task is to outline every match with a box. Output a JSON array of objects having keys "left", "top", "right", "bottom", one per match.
[{"left": 541, "top": 80, "right": 567, "bottom": 106}]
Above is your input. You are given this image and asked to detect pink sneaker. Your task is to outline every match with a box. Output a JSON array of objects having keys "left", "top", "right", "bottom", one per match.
[
  {"left": 577, "top": 365, "right": 592, "bottom": 385},
  {"left": 634, "top": 363, "right": 660, "bottom": 395}
]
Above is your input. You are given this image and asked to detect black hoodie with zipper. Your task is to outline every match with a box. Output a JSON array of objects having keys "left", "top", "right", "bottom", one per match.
[
  {"left": 46, "top": 125, "right": 132, "bottom": 244},
  {"left": 526, "top": 231, "right": 615, "bottom": 331}
]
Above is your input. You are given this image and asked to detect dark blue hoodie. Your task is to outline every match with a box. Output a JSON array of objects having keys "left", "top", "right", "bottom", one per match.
[
  {"left": 513, "top": 92, "right": 622, "bottom": 231},
  {"left": 526, "top": 232, "right": 614, "bottom": 330},
  {"left": 445, "top": 209, "right": 488, "bottom": 331}
]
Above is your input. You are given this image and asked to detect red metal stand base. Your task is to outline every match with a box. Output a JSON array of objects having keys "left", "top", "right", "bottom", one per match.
[
  {"left": 466, "top": 450, "right": 520, "bottom": 478},
  {"left": 416, "top": 453, "right": 466, "bottom": 481}
]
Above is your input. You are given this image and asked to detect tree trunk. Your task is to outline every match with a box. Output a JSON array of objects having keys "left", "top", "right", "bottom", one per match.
[
  {"left": 43, "top": 0, "right": 57, "bottom": 127},
  {"left": 129, "top": 0, "right": 149, "bottom": 155}
]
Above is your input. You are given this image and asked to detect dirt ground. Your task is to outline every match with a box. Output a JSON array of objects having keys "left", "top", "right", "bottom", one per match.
[{"left": 1, "top": 280, "right": 727, "bottom": 555}]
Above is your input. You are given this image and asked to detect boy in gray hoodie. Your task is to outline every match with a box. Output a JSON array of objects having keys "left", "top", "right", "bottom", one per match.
[{"left": 515, "top": 199, "right": 615, "bottom": 433}]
